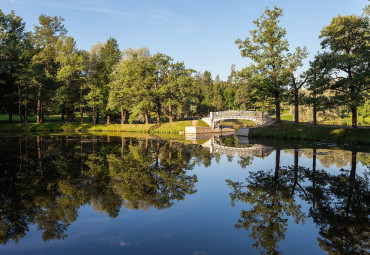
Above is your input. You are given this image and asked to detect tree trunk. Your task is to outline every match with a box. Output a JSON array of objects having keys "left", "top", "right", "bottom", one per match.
[
  {"left": 313, "top": 69, "right": 317, "bottom": 126},
  {"left": 120, "top": 106, "right": 125, "bottom": 124},
  {"left": 79, "top": 87, "right": 83, "bottom": 124},
  {"left": 107, "top": 115, "right": 111, "bottom": 125},
  {"left": 65, "top": 101, "right": 69, "bottom": 123},
  {"left": 96, "top": 112, "right": 99, "bottom": 124},
  {"left": 24, "top": 85, "right": 28, "bottom": 124},
  {"left": 92, "top": 106, "right": 96, "bottom": 124},
  {"left": 17, "top": 84, "right": 23, "bottom": 123},
  {"left": 156, "top": 109, "right": 160, "bottom": 124},
  {"left": 8, "top": 101, "right": 13, "bottom": 122},
  {"left": 37, "top": 85, "right": 42, "bottom": 124},
  {"left": 274, "top": 91, "right": 281, "bottom": 123},
  {"left": 351, "top": 106, "right": 357, "bottom": 128},
  {"left": 294, "top": 89, "right": 299, "bottom": 124},
  {"left": 168, "top": 103, "right": 173, "bottom": 123},
  {"left": 145, "top": 110, "right": 149, "bottom": 124},
  {"left": 349, "top": 67, "right": 357, "bottom": 128},
  {"left": 80, "top": 107, "right": 84, "bottom": 124}
]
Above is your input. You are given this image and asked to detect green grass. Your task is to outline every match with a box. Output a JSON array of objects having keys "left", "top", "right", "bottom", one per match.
[
  {"left": 0, "top": 114, "right": 91, "bottom": 123},
  {"left": 221, "top": 119, "right": 256, "bottom": 131},
  {"left": 268, "top": 113, "right": 370, "bottom": 126},
  {"left": 250, "top": 121, "right": 370, "bottom": 144},
  {"left": 0, "top": 120, "right": 203, "bottom": 134},
  {"left": 196, "top": 120, "right": 210, "bottom": 127},
  {"left": 0, "top": 123, "right": 154, "bottom": 133},
  {"left": 269, "top": 113, "right": 294, "bottom": 121},
  {"left": 154, "top": 121, "right": 193, "bottom": 133}
]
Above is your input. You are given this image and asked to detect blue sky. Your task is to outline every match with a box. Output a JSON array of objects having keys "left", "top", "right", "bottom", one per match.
[{"left": 1, "top": 0, "right": 367, "bottom": 80}]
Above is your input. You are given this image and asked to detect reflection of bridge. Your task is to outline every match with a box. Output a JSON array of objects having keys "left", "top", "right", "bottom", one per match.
[
  {"left": 202, "top": 110, "right": 273, "bottom": 130},
  {"left": 201, "top": 136, "right": 274, "bottom": 158}
]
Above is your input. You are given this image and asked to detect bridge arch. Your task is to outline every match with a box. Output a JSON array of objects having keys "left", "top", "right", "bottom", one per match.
[{"left": 202, "top": 110, "right": 272, "bottom": 130}]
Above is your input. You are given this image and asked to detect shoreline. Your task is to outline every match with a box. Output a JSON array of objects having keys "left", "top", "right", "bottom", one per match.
[{"left": 0, "top": 121, "right": 369, "bottom": 145}]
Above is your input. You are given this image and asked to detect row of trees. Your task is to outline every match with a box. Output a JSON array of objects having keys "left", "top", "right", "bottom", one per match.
[
  {"left": 235, "top": 5, "right": 369, "bottom": 128},
  {"left": 1, "top": 5, "right": 368, "bottom": 127},
  {"left": 0, "top": 10, "right": 231, "bottom": 125}
]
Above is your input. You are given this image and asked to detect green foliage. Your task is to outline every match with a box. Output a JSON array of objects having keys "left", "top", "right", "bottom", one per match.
[
  {"left": 54, "top": 35, "right": 85, "bottom": 121},
  {"left": 0, "top": 10, "right": 31, "bottom": 122},
  {"left": 1, "top": 6, "right": 369, "bottom": 130},
  {"left": 236, "top": 6, "right": 292, "bottom": 122},
  {"left": 319, "top": 14, "right": 369, "bottom": 127}
]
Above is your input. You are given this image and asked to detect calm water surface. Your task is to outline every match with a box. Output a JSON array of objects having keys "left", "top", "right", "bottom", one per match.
[{"left": 0, "top": 134, "right": 369, "bottom": 255}]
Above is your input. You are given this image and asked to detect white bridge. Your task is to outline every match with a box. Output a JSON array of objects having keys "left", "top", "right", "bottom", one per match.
[{"left": 202, "top": 110, "right": 273, "bottom": 130}]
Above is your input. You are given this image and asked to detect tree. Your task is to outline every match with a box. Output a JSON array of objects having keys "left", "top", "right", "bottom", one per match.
[
  {"left": 55, "top": 35, "right": 85, "bottom": 123},
  {"left": 319, "top": 14, "right": 369, "bottom": 128},
  {"left": 108, "top": 47, "right": 153, "bottom": 124},
  {"left": 0, "top": 10, "right": 30, "bottom": 122},
  {"left": 286, "top": 46, "right": 309, "bottom": 123},
  {"left": 236, "top": 6, "right": 290, "bottom": 123},
  {"left": 99, "top": 38, "right": 121, "bottom": 124},
  {"left": 159, "top": 59, "right": 189, "bottom": 123},
  {"left": 32, "top": 14, "right": 67, "bottom": 123},
  {"left": 305, "top": 53, "right": 331, "bottom": 126},
  {"left": 84, "top": 39, "right": 121, "bottom": 124},
  {"left": 85, "top": 43, "right": 104, "bottom": 124}
]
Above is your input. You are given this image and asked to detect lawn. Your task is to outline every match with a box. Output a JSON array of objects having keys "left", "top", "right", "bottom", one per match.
[{"left": 250, "top": 121, "right": 370, "bottom": 144}]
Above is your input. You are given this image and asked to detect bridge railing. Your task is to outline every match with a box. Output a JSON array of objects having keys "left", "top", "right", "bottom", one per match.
[{"left": 212, "top": 110, "right": 264, "bottom": 119}]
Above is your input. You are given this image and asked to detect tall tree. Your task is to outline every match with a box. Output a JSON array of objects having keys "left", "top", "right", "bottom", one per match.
[
  {"left": 286, "top": 46, "right": 309, "bottom": 123},
  {"left": 319, "top": 14, "right": 369, "bottom": 128},
  {"left": 108, "top": 47, "right": 153, "bottom": 124},
  {"left": 159, "top": 59, "right": 188, "bottom": 123},
  {"left": 236, "top": 6, "right": 290, "bottom": 123},
  {"left": 55, "top": 35, "right": 85, "bottom": 123},
  {"left": 85, "top": 43, "right": 104, "bottom": 124},
  {"left": 99, "top": 38, "right": 121, "bottom": 124},
  {"left": 32, "top": 14, "right": 67, "bottom": 123},
  {"left": 0, "top": 10, "right": 29, "bottom": 122},
  {"left": 305, "top": 53, "right": 331, "bottom": 126}
]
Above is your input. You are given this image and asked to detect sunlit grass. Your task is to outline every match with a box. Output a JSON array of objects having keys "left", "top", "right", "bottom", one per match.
[{"left": 251, "top": 121, "right": 370, "bottom": 144}]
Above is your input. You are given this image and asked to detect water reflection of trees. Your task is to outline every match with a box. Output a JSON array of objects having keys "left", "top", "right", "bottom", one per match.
[
  {"left": 227, "top": 149, "right": 369, "bottom": 255},
  {"left": 0, "top": 136, "right": 207, "bottom": 244}
]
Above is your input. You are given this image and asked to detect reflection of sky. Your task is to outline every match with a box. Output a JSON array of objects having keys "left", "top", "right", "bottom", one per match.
[{"left": 1, "top": 146, "right": 368, "bottom": 255}]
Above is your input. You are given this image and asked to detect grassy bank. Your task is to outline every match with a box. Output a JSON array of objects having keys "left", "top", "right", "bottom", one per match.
[
  {"left": 250, "top": 122, "right": 370, "bottom": 144},
  {"left": 0, "top": 120, "right": 207, "bottom": 134},
  {"left": 0, "top": 123, "right": 154, "bottom": 133}
]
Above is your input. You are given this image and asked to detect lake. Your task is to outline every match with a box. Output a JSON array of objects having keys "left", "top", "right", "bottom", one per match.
[{"left": 0, "top": 134, "right": 368, "bottom": 255}]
